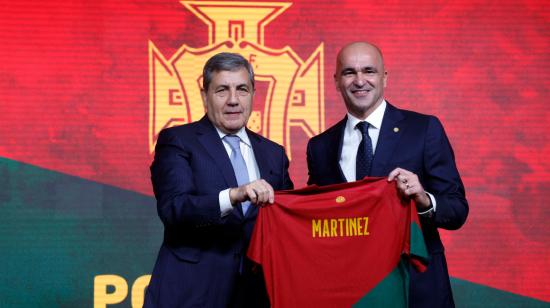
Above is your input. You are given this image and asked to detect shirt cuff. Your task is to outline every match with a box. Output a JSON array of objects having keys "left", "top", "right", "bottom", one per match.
[
  {"left": 219, "top": 188, "right": 234, "bottom": 217},
  {"left": 426, "top": 192, "right": 437, "bottom": 212},
  {"left": 418, "top": 192, "right": 435, "bottom": 218}
]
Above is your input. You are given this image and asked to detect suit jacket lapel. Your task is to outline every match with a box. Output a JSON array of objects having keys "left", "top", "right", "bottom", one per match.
[
  {"left": 247, "top": 130, "right": 270, "bottom": 181},
  {"left": 196, "top": 116, "right": 239, "bottom": 189},
  {"left": 371, "top": 102, "right": 405, "bottom": 176},
  {"left": 332, "top": 117, "right": 348, "bottom": 183},
  {"left": 246, "top": 130, "right": 270, "bottom": 219}
]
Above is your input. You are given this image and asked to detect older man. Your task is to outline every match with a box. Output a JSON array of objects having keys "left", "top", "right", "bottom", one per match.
[
  {"left": 144, "top": 52, "right": 293, "bottom": 307},
  {"left": 306, "top": 42, "right": 468, "bottom": 307}
]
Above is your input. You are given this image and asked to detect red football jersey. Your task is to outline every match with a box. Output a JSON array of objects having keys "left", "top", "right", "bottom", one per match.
[{"left": 248, "top": 177, "right": 428, "bottom": 307}]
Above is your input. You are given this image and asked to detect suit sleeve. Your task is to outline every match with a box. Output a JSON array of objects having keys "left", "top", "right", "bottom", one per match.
[
  {"left": 423, "top": 116, "right": 469, "bottom": 230},
  {"left": 150, "top": 128, "right": 223, "bottom": 228},
  {"left": 306, "top": 140, "right": 317, "bottom": 186},
  {"left": 281, "top": 147, "right": 294, "bottom": 190}
]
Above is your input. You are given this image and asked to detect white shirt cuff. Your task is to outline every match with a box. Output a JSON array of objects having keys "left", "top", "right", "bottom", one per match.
[
  {"left": 219, "top": 188, "right": 234, "bottom": 217},
  {"left": 426, "top": 191, "right": 437, "bottom": 212}
]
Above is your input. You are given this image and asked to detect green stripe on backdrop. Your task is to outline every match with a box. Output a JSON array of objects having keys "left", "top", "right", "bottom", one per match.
[
  {"left": 0, "top": 157, "right": 162, "bottom": 307},
  {"left": 451, "top": 278, "right": 549, "bottom": 308},
  {"left": 1, "top": 157, "right": 548, "bottom": 307},
  {"left": 352, "top": 266, "right": 550, "bottom": 307}
]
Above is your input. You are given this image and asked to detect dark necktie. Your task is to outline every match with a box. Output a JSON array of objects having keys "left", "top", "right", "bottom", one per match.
[
  {"left": 356, "top": 121, "right": 373, "bottom": 181},
  {"left": 224, "top": 135, "right": 251, "bottom": 214}
]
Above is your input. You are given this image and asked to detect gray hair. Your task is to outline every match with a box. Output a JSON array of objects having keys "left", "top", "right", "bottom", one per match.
[{"left": 202, "top": 52, "right": 255, "bottom": 92}]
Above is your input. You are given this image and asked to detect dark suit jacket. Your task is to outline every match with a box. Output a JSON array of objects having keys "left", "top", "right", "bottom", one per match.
[
  {"left": 144, "top": 116, "right": 293, "bottom": 308},
  {"left": 307, "top": 103, "right": 468, "bottom": 308}
]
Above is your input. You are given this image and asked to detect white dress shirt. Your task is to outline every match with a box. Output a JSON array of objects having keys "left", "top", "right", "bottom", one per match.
[
  {"left": 215, "top": 127, "right": 261, "bottom": 217},
  {"left": 340, "top": 100, "right": 386, "bottom": 182}
]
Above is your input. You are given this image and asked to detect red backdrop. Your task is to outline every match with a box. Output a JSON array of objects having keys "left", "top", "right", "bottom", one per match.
[{"left": 1, "top": 0, "right": 548, "bottom": 302}]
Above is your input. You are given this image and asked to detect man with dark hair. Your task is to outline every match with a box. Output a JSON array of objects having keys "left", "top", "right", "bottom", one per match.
[
  {"left": 144, "top": 52, "right": 293, "bottom": 307},
  {"left": 307, "top": 42, "right": 468, "bottom": 307}
]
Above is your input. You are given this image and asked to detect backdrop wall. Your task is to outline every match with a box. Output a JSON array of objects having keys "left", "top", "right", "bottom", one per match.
[{"left": 0, "top": 0, "right": 548, "bottom": 306}]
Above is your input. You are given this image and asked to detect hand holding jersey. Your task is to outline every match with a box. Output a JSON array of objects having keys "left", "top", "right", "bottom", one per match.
[
  {"left": 388, "top": 167, "right": 433, "bottom": 213},
  {"left": 230, "top": 179, "right": 275, "bottom": 206}
]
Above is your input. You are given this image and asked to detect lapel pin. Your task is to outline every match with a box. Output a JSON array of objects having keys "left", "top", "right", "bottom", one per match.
[{"left": 393, "top": 127, "right": 400, "bottom": 133}]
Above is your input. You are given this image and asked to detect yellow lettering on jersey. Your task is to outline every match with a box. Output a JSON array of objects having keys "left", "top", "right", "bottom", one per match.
[
  {"left": 312, "top": 219, "right": 322, "bottom": 238},
  {"left": 310, "top": 217, "right": 371, "bottom": 238},
  {"left": 330, "top": 219, "right": 338, "bottom": 237},
  {"left": 363, "top": 217, "right": 370, "bottom": 235},
  {"left": 338, "top": 218, "right": 345, "bottom": 236},
  {"left": 322, "top": 219, "right": 330, "bottom": 237},
  {"left": 349, "top": 218, "right": 357, "bottom": 236}
]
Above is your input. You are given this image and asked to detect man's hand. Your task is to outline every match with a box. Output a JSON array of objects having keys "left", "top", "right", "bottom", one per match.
[
  {"left": 229, "top": 179, "right": 275, "bottom": 206},
  {"left": 387, "top": 167, "right": 431, "bottom": 211}
]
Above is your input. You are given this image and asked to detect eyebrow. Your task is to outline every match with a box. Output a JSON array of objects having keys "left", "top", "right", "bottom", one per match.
[
  {"left": 216, "top": 83, "right": 250, "bottom": 87},
  {"left": 340, "top": 66, "right": 378, "bottom": 73}
]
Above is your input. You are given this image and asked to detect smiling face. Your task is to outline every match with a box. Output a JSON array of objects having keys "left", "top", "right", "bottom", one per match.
[
  {"left": 201, "top": 68, "right": 254, "bottom": 134},
  {"left": 334, "top": 42, "right": 387, "bottom": 119}
]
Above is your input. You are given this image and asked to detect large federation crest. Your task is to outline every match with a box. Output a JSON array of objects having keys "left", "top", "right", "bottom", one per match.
[{"left": 149, "top": 1, "right": 325, "bottom": 158}]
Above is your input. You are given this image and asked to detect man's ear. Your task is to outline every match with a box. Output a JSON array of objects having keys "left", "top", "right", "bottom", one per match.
[
  {"left": 200, "top": 89, "right": 207, "bottom": 110},
  {"left": 334, "top": 73, "right": 340, "bottom": 92}
]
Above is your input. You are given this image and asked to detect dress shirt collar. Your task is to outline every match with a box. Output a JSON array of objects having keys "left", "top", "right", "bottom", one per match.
[
  {"left": 215, "top": 126, "right": 252, "bottom": 148},
  {"left": 346, "top": 100, "right": 387, "bottom": 132}
]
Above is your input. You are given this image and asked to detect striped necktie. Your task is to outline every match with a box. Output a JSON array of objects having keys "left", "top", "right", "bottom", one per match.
[{"left": 224, "top": 135, "right": 251, "bottom": 214}]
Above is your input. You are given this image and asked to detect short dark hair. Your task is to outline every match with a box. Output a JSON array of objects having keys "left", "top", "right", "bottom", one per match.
[{"left": 202, "top": 52, "right": 255, "bottom": 92}]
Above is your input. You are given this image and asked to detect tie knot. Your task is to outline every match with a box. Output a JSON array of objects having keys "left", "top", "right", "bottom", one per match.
[
  {"left": 356, "top": 121, "right": 370, "bottom": 134},
  {"left": 224, "top": 135, "right": 241, "bottom": 151}
]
